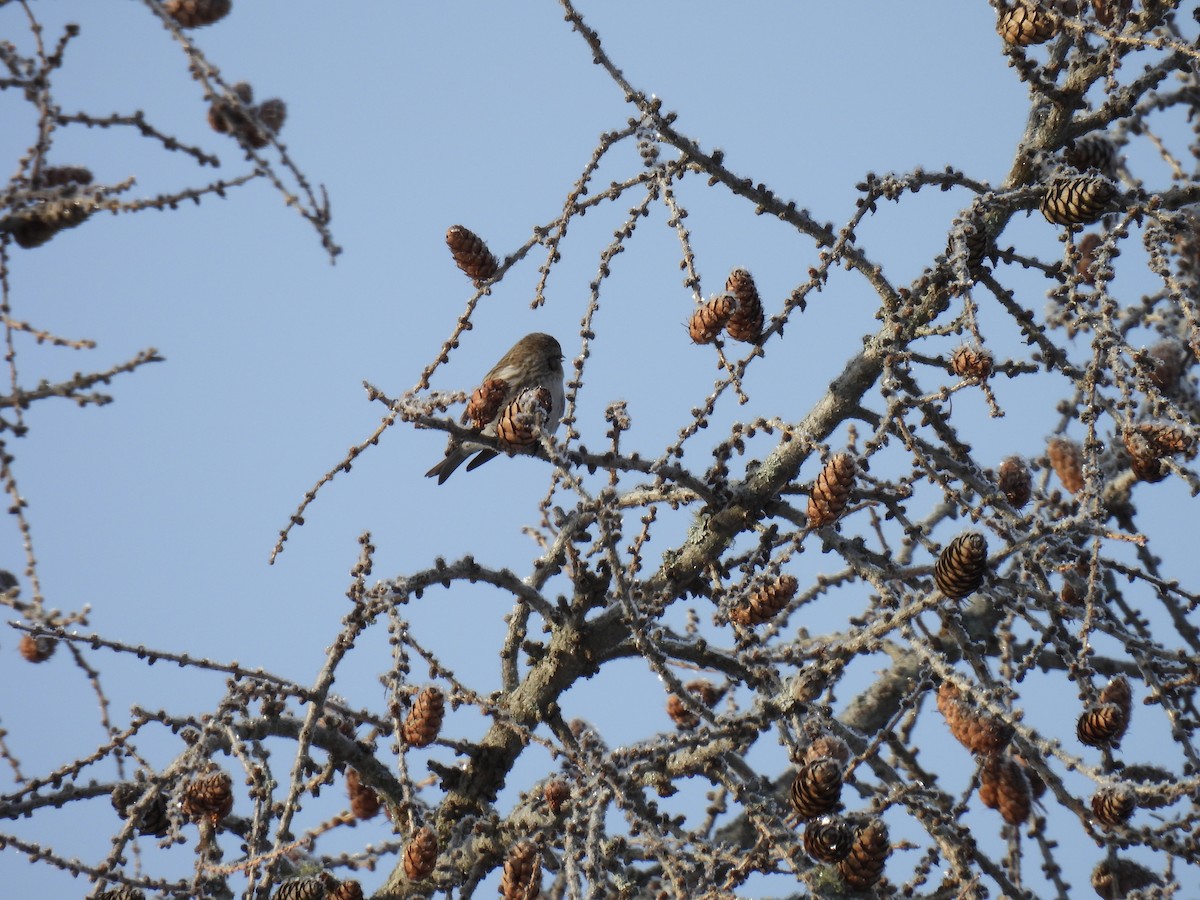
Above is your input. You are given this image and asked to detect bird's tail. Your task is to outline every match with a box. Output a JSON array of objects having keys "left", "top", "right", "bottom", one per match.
[{"left": 425, "top": 448, "right": 471, "bottom": 484}]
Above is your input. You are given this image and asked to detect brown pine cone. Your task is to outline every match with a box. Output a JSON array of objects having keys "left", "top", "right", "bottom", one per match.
[
  {"left": 231, "top": 81, "right": 254, "bottom": 105},
  {"left": 499, "top": 841, "right": 541, "bottom": 900},
  {"left": 543, "top": 779, "right": 569, "bottom": 814},
  {"left": 1077, "top": 676, "right": 1131, "bottom": 747},
  {"left": 95, "top": 889, "right": 147, "bottom": 900},
  {"left": 1132, "top": 422, "right": 1195, "bottom": 457},
  {"left": 997, "top": 456, "right": 1031, "bottom": 509},
  {"left": 39, "top": 165, "right": 93, "bottom": 187},
  {"left": 446, "top": 225, "right": 499, "bottom": 285},
  {"left": 999, "top": 2, "right": 1058, "bottom": 44},
  {"left": 1119, "top": 764, "right": 1174, "bottom": 809},
  {"left": 495, "top": 387, "right": 553, "bottom": 451},
  {"left": 1174, "top": 208, "right": 1200, "bottom": 278},
  {"left": 254, "top": 99, "right": 287, "bottom": 138},
  {"left": 1064, "top": 134, "right": 1119, "bottom": 180},
  {"left": 728, "top": 574, "right": 798, "bottom": 626},
  {"left": 933, "top": 531, "right": 988, "bottom": 599},
  {"left": 1060, "top": 572, "right": 1086, "bottom": 609},
  {"left": 1179, "top": 225, "right": 1200, "bottom": 283},
  {"left": 403, "top": 825, "right": 439, "bottom": 881},
  {"left": 805, "top": 734, "right": 851, "bottom": 766},
  {"left": 1123, "top": 422, "right": 1194, "bottom": 483},
  {"left": 235, "top": 101, "right": 285, "bottom": 150},
  {"left": 164, "top": 0, "right": 232, "bottom": 28},
  {"left": 979, "top": 754, "right": 1032, "bottom": 825},
  {"left": 838, "top": 819, "right": 890, "bottom": 890},
  {"left": 207, "top": 83, "right": 256, "bottom": 141},
  {"left": 950, "top": 344, "right": 994, "bottom": 379},
  {"left": 317, "top": 705, "right": 357, "bottom": 739},
  {"left": 803, "top": 817, "right": 853, "bottom": 863},
  {"left": 181, "top": 766, "right": 233, "bottom": 825},
  {"left": 788, "top": 757, "right": 843, "bottom": 820},
  {"left": 1015, "top": 755, "right": 1046, "bottom": 800},
  {"left": 664, "top": 694, "right": 694, "bottom": 729},
  {"left": 1123, "top": 427, "right": 1167, "bottom": 482},
  {"left": 1077, "top": 232, "right": 1102, "bottom": 285},
  {"left": 207, "top": 107, "right": 236, "bottom": 137},
  {"left": 666, "top": 679, "right": 719, "bottom": 729},
  {"left": 402, "top": 686, "right": 445, "bottom": 748},
  {"left": 1100, "top": 675, "right": 1132, "bottom": 720},
  {"left": 6, "top": 199, "right": 91, "bottom": 249},
  {"left": 1146, "top": 339, "right": 1185, "bottom": 392},
  {"left": 111, "top": 782, "right": 171, "bottom": 837},
  {"left": 1047, "top": 436, "right": 1085, "bottom": 494},
  {"left": 949, "top": 216, "right": 991, "bottom": 275},
  {"left": 18, "top": 633, "right": 55, "bottom": 663},
  {"left": 807, "top": 453, "right": 856, "bottom": 528},
  {"left": 1091, "top": 785, "right": 1136, "bottom": 827},
  {"left": 346, "top": 768, "right": 380, "bottom": 820},
  {"left": 273, "top": 875, "right": 332, "bottom": 900},
  {"left": 1092, "top": 0, "right": 1131, "bottom": 27},
  {"left": 1091, "top": 858, "right": 1159, "bottom": 899},
  {"left": 465, "top": 378, "right": 509, "bottom": 430},
  {"left": 1041, "top": 175, "right": 1118, "bottom": 226},
  {"left": 936, "top": 682, "right": 1014, "bottom": 755},
  {"left": 724, "top": 268, "right": 764, "bottom": 343},
  {"left": 328, "top": 881, "right": 364, "bottom": 900},
  {"left": 687, "top": 294, "right": 735, "bottom": 344}
]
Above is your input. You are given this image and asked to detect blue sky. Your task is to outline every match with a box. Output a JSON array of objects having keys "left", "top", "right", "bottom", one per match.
[{"left": 2, "top": 2, "right": 1196, "bottom": 897}]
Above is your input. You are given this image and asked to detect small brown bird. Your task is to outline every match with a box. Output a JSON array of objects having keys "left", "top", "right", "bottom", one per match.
[{"left": 425, "top": 332, "right": 565, "bottom": 484}]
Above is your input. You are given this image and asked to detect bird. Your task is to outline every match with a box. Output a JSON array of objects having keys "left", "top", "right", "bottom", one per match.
[{"left": 425, "top": 332, "right": 565, "bottom": 484}]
